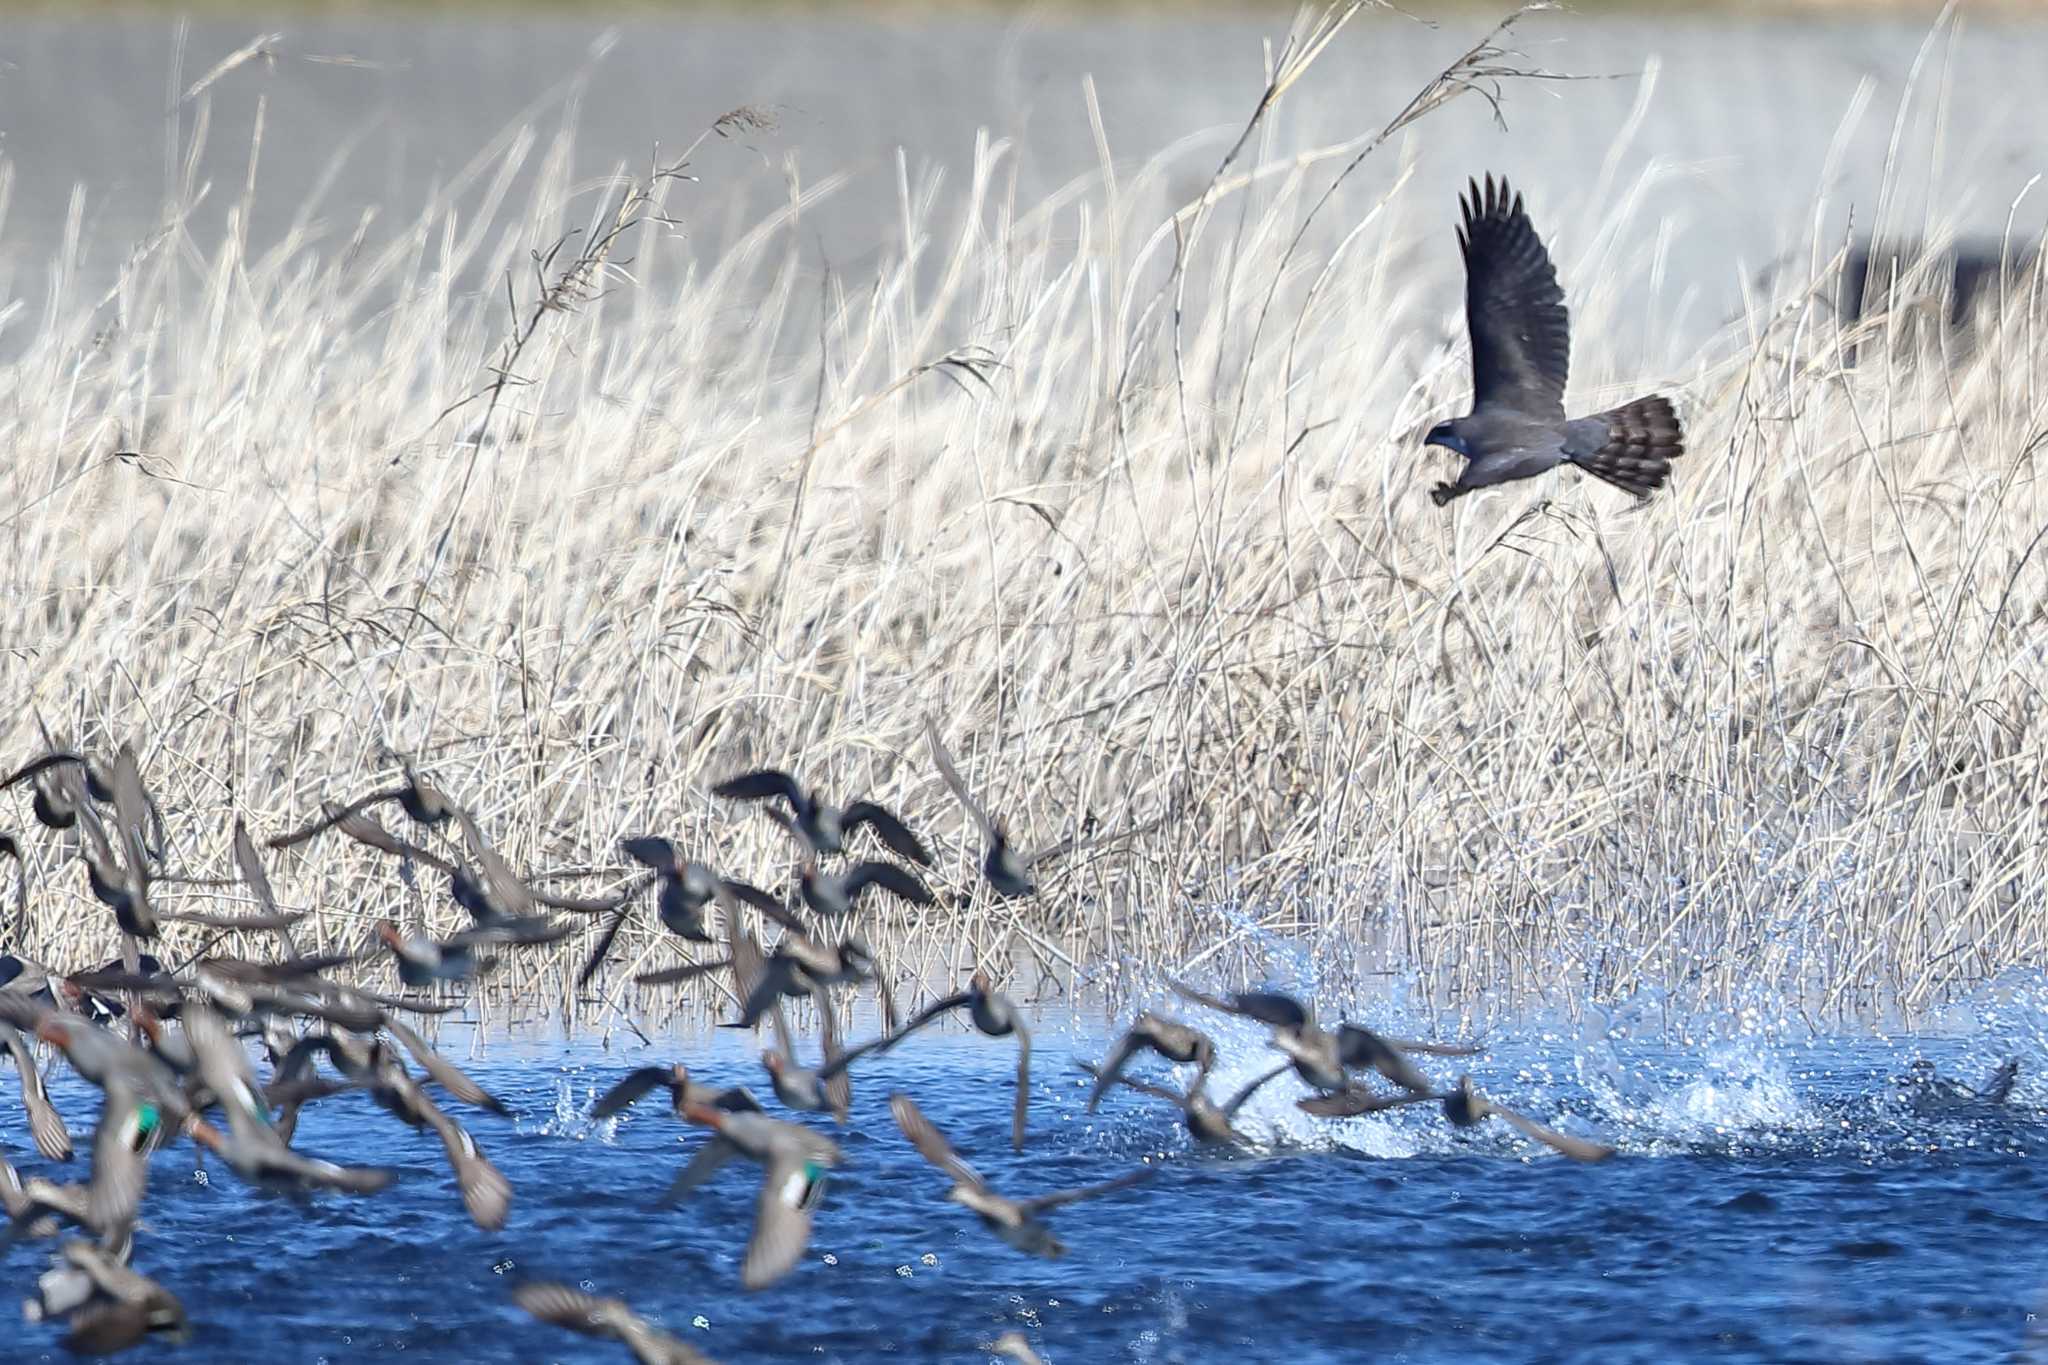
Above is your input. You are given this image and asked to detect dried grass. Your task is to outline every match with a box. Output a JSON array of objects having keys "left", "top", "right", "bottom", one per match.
[{"left": 3, "top": 5, "right": 2044, "bottom": 1035}]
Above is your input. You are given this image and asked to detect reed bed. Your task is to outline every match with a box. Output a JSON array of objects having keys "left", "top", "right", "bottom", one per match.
[{"left": 2, "top": 5, "right": 2044, "bottom": 1034}]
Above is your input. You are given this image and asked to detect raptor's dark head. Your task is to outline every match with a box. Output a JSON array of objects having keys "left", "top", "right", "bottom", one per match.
[{"left": 1424, "top": 420, "right": 1471, "bottom": 458}]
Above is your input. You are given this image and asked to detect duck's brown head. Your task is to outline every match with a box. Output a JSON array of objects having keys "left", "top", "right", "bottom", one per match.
[
  {"left": 969, "top": 967, "right": 992, "bottom": 995},
  {"left": 840, "top": 937, "right": 877, "bottom": 975},
  {"left": 373, "top": 920, "right": 404, "bottom": 950},
  {"left": 761, "top": 1051, "right": 786, "bottom": 1075},
  {"left": 664, "top": 1064, "right": 695, "bottom": 1114},
  {"left": 1443, "top": 1074, "right": 1483, "bottom": 1126},
  {"left": 33, "top": 1017, "right": 70, "bottom": 1049},
  {"left": 680, "top": 1100, "right": 724, "bottom": 1130},
  {"left": 399, "top": 766, "right": 455, "bottom": 825}
]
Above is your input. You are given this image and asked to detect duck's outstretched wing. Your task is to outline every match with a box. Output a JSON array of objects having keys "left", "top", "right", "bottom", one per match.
[
  {"left": 591, "top": 1066, "right": 677, "bottom": 1119},
  {"left": 713, "top": 769, "right": 804, "bottom": 805},
  {"left": 741, "top": 1152, "right": 824, "bottom": 1290},
  {"left": 888, "top": 1092, "right": 985, "bottom": 1192},
  {"left": 1019, "top": 1164, "right": 1156, "bottom": 1215},
  {"left": 1487, "top": 1098, "right": 1615, "bottom": 1164}
]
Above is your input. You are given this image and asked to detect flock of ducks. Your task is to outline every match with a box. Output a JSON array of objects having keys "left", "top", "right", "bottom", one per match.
[{"left": 0, "top": 723, "right": 1618, "bottom": 1359}]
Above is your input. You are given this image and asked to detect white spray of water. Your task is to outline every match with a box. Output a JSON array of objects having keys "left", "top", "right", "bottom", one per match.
[{"left": 525, "top": 1075, "right": 621, "bottom": 1144}]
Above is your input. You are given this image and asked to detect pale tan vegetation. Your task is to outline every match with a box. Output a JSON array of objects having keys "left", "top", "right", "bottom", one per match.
[{"left": 3, "top": 4, "right": 2043, "bottom": 1033}]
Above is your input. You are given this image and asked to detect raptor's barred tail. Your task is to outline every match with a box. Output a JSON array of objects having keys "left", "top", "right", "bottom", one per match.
[{"left": 1571, "top": 395, "right": 1684, "bottom": 499}]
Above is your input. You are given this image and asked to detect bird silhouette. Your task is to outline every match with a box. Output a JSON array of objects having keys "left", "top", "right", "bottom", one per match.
[{"left": 1426, "top": 175, "right": 1683, "bottom": 506}]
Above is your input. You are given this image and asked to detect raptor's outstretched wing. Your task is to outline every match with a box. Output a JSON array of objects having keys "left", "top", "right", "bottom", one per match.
[{"left": 1461, "top": 174, "right": 1569, "bottom": 420}]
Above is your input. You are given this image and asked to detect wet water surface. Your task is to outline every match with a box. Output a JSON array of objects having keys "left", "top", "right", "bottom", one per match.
[{"left": 7, "top": 1019, "right": 2046, "bottom": 1363}]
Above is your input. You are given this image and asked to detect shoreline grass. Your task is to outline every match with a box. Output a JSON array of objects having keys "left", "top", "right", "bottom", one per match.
[{"left": 3, "top": 3, "right": 2044, "bottom": 1036}]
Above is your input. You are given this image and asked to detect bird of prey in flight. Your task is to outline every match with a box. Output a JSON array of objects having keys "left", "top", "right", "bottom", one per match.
[{"left": 1425, "top": 175, "right": 1684, "bottom": 506}]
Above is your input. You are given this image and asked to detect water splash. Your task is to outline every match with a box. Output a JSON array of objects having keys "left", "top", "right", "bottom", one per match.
[
  {"left": 526, "top": 1074, "right": 620, "bottom": 1144},
  {"left": 1636, "top": 1041, "right": 1821, "bottom": 1145},
  {"left": 1074, "top": 953, "right": 2048, "bottom": 1165}
]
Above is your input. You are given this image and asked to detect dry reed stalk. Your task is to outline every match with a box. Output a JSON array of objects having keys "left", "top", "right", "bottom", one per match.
[{"left": 1, "top": 9, "right": 2043, "bottom": 1039}]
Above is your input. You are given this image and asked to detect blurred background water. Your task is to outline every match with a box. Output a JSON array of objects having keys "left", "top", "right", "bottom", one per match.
[{"left": 3, "top": 6, "right": 2047, "bottom": 362}]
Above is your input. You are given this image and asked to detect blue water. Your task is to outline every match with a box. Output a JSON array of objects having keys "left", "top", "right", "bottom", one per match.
[{"left": 7, "top": 1016, "right": 2047, "bottom": 1363}]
